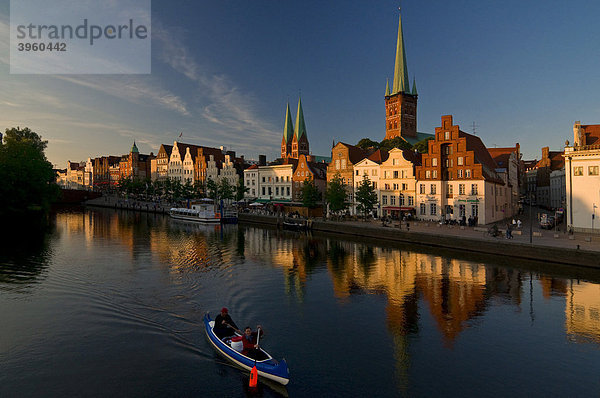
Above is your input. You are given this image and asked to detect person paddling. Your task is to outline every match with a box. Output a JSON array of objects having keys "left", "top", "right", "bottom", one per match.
[
  {"left": 242, "top": 325, "right": 264, "bottom": 360},
  {"left": 214, "top": 307, "right": 241, "bottom": 338}
]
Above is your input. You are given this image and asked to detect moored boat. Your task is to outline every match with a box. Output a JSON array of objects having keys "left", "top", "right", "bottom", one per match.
[
  {"left": 169, "top": 199, "right": 238, "bottom": 224},
  {"left": 203, "top": 313, "right": 290, "bottom": 385}
]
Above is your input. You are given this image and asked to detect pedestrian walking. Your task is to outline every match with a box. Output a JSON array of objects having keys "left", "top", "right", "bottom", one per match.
[{"left": 517, "top": 219, "right": 522, "bottom": 229}]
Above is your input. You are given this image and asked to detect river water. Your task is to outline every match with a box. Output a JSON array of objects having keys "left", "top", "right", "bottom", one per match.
[{"left": 1, "top": 208, "right": 599, "bottom": 397}]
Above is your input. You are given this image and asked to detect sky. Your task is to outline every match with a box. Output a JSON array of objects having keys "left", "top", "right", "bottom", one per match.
[{"left": 1, "top": 0, "right": 600, "bottom": 168}]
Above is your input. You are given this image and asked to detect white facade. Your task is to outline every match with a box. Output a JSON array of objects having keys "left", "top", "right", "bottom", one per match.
[
  {"left": 353, "top": 158, "right": 381, "bottom": 216},
  {"left": 256, "top": 164, "right": 294, "bottom": 201},
  {"left": 244, "top": 167, "right": 259, "bottom": 198},
  {"left": 182, "top": 147, "right": 195, "bottom": 183},
  {"left": 206, "top": 154, "right": 239, "bottom": 189},
  {"left": 168, "top": 141, "right": 184, "bottom": 182},
  {"left": 565, "top": 146, "right": 600, "bottom": 233},
  {"left": 379, "top": 148, "right": 418, "bottom": 218}
]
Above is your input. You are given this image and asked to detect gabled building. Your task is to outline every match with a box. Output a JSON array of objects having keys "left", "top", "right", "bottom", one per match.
[
  {"left": 353, "top": 149, "right": 389, "bottom": 217},
  {"left": 565, "top": 121, "right": 600, "bottom": 233},
  {"left": 488, "top": 144, "right": 522, "bottom": 216},
  {"left": 119, "top": 141, "right": 154, "bottom": 181},
  {"left": 415, "top": 115, "right": 507, "bottom": 225},
  {"left": 292, "top": 154, "right": 327, "bottom": 202},
  {"left": 154, "top": 144, "right": 173, "bottom": 181},
  {"left": 526, "top": 146, "right": 565, "bottom": 209},
  {"left": 379, "top": 148, "right": 421, "bottom": 219},
  {"left": 327, "top": 142, "right": 371, "bottom": 213}
]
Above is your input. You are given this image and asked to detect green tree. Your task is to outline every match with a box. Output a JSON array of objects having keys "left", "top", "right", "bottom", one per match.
[
  {"left": 236, "top": 178, "right": 249, "bottom": 201},
  {"left": 206, "top": 178, "right": 218, "bottom": 200},
  {"left": 355, "top": 174, "right": 378, "bottom": 220},
  {"left": 325, "top": 172, "right": 348, "bottom": 216},
  {"left": 379, "top": 136, "right": 412, "bottom": 152},
  {"left": 356, "top": 138, "right": 380, "bottom": 150},
  {"left": 0, "top": 127, "right": 59, "bottom": 219},
  {"left": 413, "top": 137, "right": 433, "bottom": 153},
  {"left": 218, "top": 178, "right": 235, "bottom": 201},
  {"left": 300, "top": 176, "right": 321, "bottom": 208}
]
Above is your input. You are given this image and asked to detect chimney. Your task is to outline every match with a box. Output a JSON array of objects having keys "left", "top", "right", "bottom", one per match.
[{"left": 259, "top": 155, "right": 266, "bottom": 166}]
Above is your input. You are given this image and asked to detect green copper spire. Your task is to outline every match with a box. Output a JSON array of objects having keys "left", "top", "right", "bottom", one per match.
[
  {"left": 283, "top": 102, "right": 294, "bottom": 143},
  {"left": 131, "top": 141, "right": 139, "bottom": 153},
  {"left": 392, "top": 12, "right": 410, "bottom": 94},
  {"left": 411, "top": 77, "right": 417, "bottom": 95},
  {"left": 385, "top": 79, "right": 390, "bottom": 96},
  {"left": 294, "top": 96, "right": 307, "bottom": 139}
]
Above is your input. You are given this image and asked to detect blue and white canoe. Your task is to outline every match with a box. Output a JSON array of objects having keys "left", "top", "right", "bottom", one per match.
[{"left": 203, "top": 313, "right": 290, "bottom": 385}]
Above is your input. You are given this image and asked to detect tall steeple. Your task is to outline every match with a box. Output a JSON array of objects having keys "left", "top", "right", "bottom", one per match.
[
  {"left": 385, "top": 79, "right": 390, "bottom": 96},
  {"left": 283, "top": 103, "right": 294, "bottom": 143},
  {"left": 294, "top": 96, "right": 307, "bottom": 139},
  {"left": 392, "top": 11, "right": 410, "bottom": 94},
  {"left": 411, "top": 77, "right": 417, "bottom": 95}
]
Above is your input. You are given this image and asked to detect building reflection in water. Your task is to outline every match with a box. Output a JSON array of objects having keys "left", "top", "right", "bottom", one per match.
[{"left": 59, "top": 210, "right": 600, "bottom": 351}]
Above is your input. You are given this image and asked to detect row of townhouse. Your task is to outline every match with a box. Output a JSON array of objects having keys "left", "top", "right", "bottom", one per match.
[
  {"left": 243, "top": 155, "right": 328, "bottom": 203},
  {"left": 153, "top": 141, "right": 244, "bottom": 186},
  {"left": 328, "top": 115, "right": 521, "bottom": 225}
]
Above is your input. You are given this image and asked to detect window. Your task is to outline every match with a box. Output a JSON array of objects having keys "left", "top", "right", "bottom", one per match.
[
  {"left": 471, "top": 184, "right": 478, "bottom": 195},
  {"left": 394, "top": 171, "right": 399, "bottom": 178},
  {"left": 419, "top": 184, "right": 425, "bottom": 194},
  {"left": 448, "top": 184, "right": 453, "bottom": 194},
  {"left": 392, "top": 159, "right": 398, "bottom": 166},
  {"left": 400, "top": 194, "right": 405, "bottom": 206},
  {"left": 382, "top": 195, "right": 388, "bottom": 205},
  {"left": 430, "top": 184, "right": 436, "bottom": 194},
  {"left": 459, "top": 184, "right": 465, "bottom": 195},
  {"left": 433, "top": 170, "right": 438, "bottom": 179},
  {"left": 426, "top": 170, "right": 431, "bottom": 179},
  {"left": 471, "top": 204, "right": 479, "bottom": 218},
  {"left": 262, "top": 187, "right": 265, "bottom": 195},
  {"left": 458, "top": 157, "right": 464, "bottom": 166},
  {"left": 356, "top": 170, "right": 359, "bottom": 176},
  {"left": 444, "top": 131, "right": 450, "bottom": 140},
  {"left": 402, "top": 183, "right": 408, "bottom": 190},
  {"left": 372, "top": 169, "right": 377, "bottom": 176},
  {"left": 341, "top": 159, "right": 346, "bottom": 169},
  {"left": 385, "top": 183, "right": 390, "bottom": 190},
  {"left": 574, "top": 167, "right": 583, "bottom": 176},
  {"left": 276, "top": 187, "right": 279, "bottom": 195},
  {"left": 262, "top": 177, "right": 266, "bottom": 183},
  {"left": 335, "top": 160, "right": 340, "bottom": 170},
  {"left": 393, "top": 183, "right": 399, "bottom": 190},
  {"left": 408, "top": 196, "right": 414, "bottom": 206},
  {"left": 459, "top": 204, "right": 465, "bottom": 217},
  {"left": 589, "top": 166, "right": 599, "bottom": 176},
  {"left": 287, "top": 187, "right": 290, "bottom": 196},
  {"left": 432, "top": 158, "right": 438, "bottom": 167},
  {"left": 430, "top": 203, "right": 437, "bottom": 216},
  {"left": 420, "top": 203, "right": 426, "bottom": 215},
  {"left": 390, "top": 196, "right": 396, "bottom": 205},
  {"left": 458, "top": 169, "right": 463, "bottom": 178},
  {"left": 466, "top": 169, "right": 471, "bottom": 178}
]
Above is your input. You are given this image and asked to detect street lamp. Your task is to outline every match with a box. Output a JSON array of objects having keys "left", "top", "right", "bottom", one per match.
[{"left": 593, "top": 203, "right": 597, "bottom": 232}]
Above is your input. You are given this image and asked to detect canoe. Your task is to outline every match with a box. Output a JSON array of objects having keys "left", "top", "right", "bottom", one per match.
[{"left": 203, "top": 313, "right": 290, "bottom": 385}]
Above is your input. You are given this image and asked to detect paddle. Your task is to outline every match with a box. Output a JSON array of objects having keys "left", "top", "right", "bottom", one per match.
[{"left": 249, "top": 326, "right": 261, "bottom": 388}]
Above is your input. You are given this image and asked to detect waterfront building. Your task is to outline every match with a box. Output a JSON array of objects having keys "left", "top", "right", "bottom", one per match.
[
  {"left": 415, "top": 115, "right": 506, "bottom": 225},
  {"left": 154, "top": 144, "right": 173, "bottom": 181},
  {"left": 565, "top": 121, "right": 600, "bottom": 233},
  {"left": 550, "top": 168, "right": 566, "bottom": 210},
  {"left": 292, "top": 154, "right": 327, "bottom": 202},
  {"left": 66, "top": 160, "right": 85, "bottom": 189},
  {"left": 525, "top": 146, "right": 564, "bottom": 209},
  {"left": 488, "top": 145, "right": 522, "bottom": 217},
  {"left": 206, "top": 153, "right": 240, "bottom": 188},
  {"left": 92, "top": 155, "right": 121, "bottom": 187},
  {"left": 327, "top": 142, "right": 370, "bottom": 214},
  {"left": 256, "top": 162, "right": 295, "bottom": 202},
  {"left": 353, "top": 149, "right": 389, "bottom": 217},
  {"left": 84, "top": 158, "right": 94, "bottom": 188},
  {"left": 119, "top": 142, "right": 154, "bottom": 181},
  {"left": 167, "top": 141, "right": 203, "bottom": 183},
  {"left": 244, "top": 164, "right": 259, "bottom": 198},
  {"left": 379, "top": 148, "right": 421, "bottom": 219},
  {"left": 383, "top": 10, "right": 433, "bottom": 145}
]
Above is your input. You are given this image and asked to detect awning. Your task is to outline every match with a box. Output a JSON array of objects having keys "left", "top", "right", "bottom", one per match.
[{"left": 383, "top": 206, "right": 415, "bottom": 211}]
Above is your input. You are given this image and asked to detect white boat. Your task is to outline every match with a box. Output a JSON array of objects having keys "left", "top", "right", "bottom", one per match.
[{"left": 169, "top": 199, "right": 238, "bottom": 224}]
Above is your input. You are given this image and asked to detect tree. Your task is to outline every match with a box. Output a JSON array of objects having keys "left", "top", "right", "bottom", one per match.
[
  {"left": 355, "top": 174, "right": 378, "bottom": 220},
  {"left": 206, "top": 178, "right": 218, "bottom": 201},
  {"left": 300, "top": 176, "right": 321, "bottom": 208},
  {"left": 236, "top": 178, "right": 249, "bottom": 201},
  {"left": 414, "top": 137, "right": 433, "bottom": 153},
  {"left": 0, "top": 127, "right": 59, "bottom": 219},
  {"left": 218, "top": 178, "right": 235, "bottom": 201},
  {"left": 379, "top": 136, "right": 412, "bottom": 152},
  {"left": 325, "top": 173, "right": 348, "bottom": 215},
  {"left": 356, "top": 138, "right": 380, "bottom": 150}
]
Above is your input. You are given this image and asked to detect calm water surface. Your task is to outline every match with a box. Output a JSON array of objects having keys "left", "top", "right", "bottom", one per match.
[{"left": 1, "top": 208, "right": 600, "bottom": 397}]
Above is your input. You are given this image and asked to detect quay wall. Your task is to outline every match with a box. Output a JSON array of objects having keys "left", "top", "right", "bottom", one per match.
[{"left": 238, "top": 214, "right": 599, "bottom": 269}]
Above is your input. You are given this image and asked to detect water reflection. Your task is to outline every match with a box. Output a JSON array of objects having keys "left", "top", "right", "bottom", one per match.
[
  {"left": 0, "top": 220, "right": 54, "bottom": 291},
  {"left": 566, "top": 281, "right": 600, "bottom": 344}
]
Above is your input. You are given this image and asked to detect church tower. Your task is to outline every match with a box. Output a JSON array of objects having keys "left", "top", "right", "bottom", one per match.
[
  {"left": 291, "top": 96, "right": 309, "bottom": 158},
  {"left": 281, "top": 103, "right": 294, "bottom": 158},
  {"left": 384, "top": 10, "right": 417, "bottom": 140}
]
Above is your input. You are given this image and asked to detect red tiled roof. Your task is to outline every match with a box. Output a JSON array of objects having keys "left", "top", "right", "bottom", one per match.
[
  {"left": 488, "top": 147, "right": 517, "bottom": 168},
  {"left": 582, "top": 124, "right": 600, "bottom": 146},
  {"left": 337, "top": 142, "right": 371, "bottom": 164},
  {"left": 458, "top": 131, "right": 502, "bottom": 183},
  {"left": 549, "top": 151, "right": 565, "bottom": 170},
  {"left": 245, "top": 164, "right": 258, "bottom": 170},
  {"left": 367, "top": 149, "right": 389, "bottom": 164}
]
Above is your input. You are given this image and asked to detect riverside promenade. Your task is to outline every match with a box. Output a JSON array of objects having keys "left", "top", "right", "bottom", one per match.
[
  {"left": 85, "top": 195, "right": 173, "bottom": 213},
  {"left": 239, "top": 213, "right": 600, "bottom": 269}
]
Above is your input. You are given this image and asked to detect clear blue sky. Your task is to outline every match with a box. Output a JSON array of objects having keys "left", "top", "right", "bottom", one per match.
[{"left": 1, "top": 0, "right": 599, "bottom": 167}]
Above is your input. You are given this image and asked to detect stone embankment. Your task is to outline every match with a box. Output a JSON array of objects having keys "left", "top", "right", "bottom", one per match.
[{"left": 239, "top": 213, "right": 600, "bottom": 269}]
